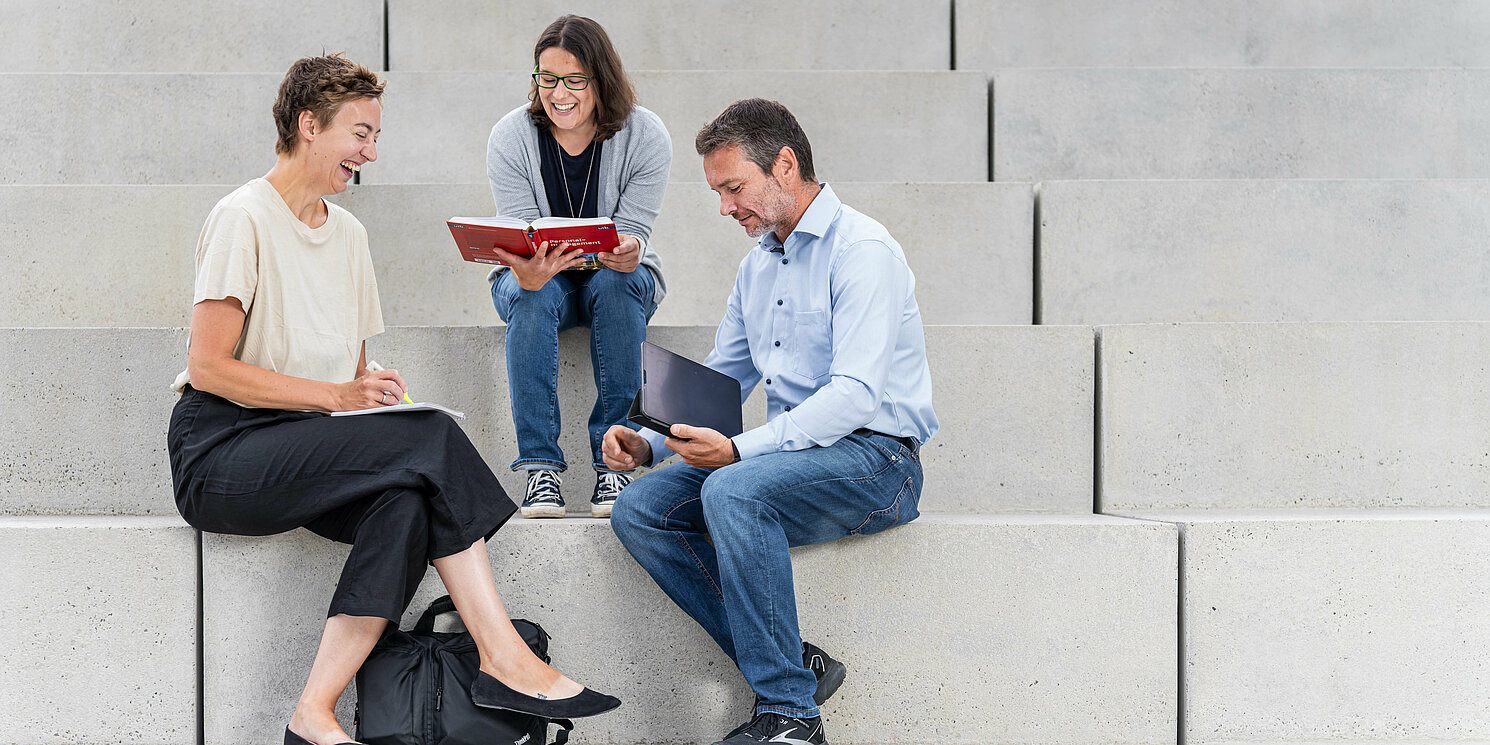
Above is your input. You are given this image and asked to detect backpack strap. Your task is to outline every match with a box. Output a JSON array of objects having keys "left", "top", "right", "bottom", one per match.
[
  {"left": 412, "top": 595, "right": 459, "bottom": 634},
  {"left": 548, "top": 718, "right": 574, "bottom": 745}
]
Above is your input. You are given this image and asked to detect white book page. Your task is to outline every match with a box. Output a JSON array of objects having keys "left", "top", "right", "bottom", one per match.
[{"left": 330, "top": 402, "right": 466, "bottom": 420}]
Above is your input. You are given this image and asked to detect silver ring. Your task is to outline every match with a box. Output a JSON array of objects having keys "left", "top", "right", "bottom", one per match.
[{"left": 381, "top": 391, "right": 390, "bottom": 404}]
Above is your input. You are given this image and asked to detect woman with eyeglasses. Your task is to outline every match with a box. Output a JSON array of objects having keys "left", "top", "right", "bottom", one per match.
[
  {"left": 485, "top": 14, "right": 671, "bottom": 518},
  {"left": 167, "top": 54, "right": 620, "bottom": 745}
]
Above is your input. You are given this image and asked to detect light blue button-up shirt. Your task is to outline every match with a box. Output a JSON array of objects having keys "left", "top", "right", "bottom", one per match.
[{"left": 645, "top": 183, "right": 938, "bottom": 463}]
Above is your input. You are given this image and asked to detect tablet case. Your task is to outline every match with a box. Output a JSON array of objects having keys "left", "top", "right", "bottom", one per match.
[{"left": 628, "top": 342, "right": 744, "bottom": 439}]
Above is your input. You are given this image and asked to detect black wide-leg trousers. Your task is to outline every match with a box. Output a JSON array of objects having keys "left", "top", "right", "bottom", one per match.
[{"left": 168, "top": 386, "right": 517, "bottom": 621}]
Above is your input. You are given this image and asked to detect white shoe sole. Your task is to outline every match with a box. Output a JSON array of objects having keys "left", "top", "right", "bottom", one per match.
[
  {"left": 590, "top": 501, "right": 614, "bottom": 518},
  {"left": 520, "top": 503, "right": 566, "bottom": 518}
]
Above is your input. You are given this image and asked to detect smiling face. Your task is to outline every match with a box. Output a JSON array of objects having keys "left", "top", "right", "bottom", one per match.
[
  {"left": 704, "top": 144, "right": 800, "bottom": 240},
  {"left": 536, "top": 46, "right": 598, "bottom": 140},
  {"left": 304, "top": 96, "right": 380, "bottom": 195}
]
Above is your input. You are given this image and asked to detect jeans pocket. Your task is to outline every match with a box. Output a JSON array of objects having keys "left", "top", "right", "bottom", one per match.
[{"left": 850, "top": 476, "right": 920, "bottom": 536}]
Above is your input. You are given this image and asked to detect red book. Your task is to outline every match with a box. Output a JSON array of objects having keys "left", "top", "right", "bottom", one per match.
[{"left": 447, "top": 216, "right": 620, "bottom": 267}]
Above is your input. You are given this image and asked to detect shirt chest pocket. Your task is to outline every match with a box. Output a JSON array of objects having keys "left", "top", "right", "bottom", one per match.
[{"left": 787, "top": 310, "right": 831, "bottom": 380}]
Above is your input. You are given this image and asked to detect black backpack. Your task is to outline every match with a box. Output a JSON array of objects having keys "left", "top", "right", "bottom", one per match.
[{"left": 354, "top": 596, "right": 573, "bottom": 745}]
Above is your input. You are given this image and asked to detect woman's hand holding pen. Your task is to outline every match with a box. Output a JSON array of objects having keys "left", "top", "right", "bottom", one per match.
[
  {"left": 338, "top": 367, "right": 408, "bottom": 411},
  {"left": 490, "top": 240, "right": 587, "bottom": 290},
  {"left": 597, "top": 233, "right": 641, "bottom": 272}
]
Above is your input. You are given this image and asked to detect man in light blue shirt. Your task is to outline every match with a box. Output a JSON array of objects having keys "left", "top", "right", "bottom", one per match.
[{"left": 603, "top": 98, "right": 937, "bottom": 745}]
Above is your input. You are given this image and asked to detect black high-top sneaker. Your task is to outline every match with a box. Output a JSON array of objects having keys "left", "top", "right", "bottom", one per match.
[
  {"left": 520, "top": 469, "right": 565, "bottom": 518},
  {"left": 712, "top": 713, "right": 826, "bottom": 745},
  {"left": 591, "top": 470, "right": 632, "bottom": 517}
]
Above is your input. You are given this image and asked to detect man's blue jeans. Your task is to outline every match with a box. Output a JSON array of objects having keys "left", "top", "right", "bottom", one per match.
[
  {"left": 491, "top": 268, "right": 657, "bottom": 472},
  {"left": 610, "top": 432, "right": 923, "bottom": 718}
]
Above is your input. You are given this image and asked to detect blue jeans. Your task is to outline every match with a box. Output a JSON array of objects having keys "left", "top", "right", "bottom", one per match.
[
  {"left": 610, "top": 432, "right": 923, "bottom": 718},
  {"left": 491, "top": 268, "right": 657, "bottom": 472}
]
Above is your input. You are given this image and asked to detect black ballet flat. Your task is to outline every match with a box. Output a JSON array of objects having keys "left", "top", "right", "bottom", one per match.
[
  {"left": 471, "top": 672, "right": 621, "bottom": 718},
  {"left": 284, "top": 726, "right": 359, "bottom": 745}
]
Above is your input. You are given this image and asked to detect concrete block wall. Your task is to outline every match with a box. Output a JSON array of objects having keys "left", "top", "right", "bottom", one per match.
[
  {"left": 1037, "top": 180, "right": 1490, "bottom": 325},
  {"left": 0, "top": 517, "right": 198, "bottom": 744},
  {"left": 0, "top": 181, "right": 1032, "bottom": 328},
  {"left": 387, "top": 0, "right": 952, "bottom": 71},
  {"left": 993, "top": 68, "right": 1490, "bottom": 181},
  {"left": 956, "top": 0, "right": 1490, "bottom": 68},
  {"left": 1098, "top": 323, "right": 1490, "bottom": 513},
  {"left": 204, "top": 516, "right": 1177, "bottom": 745},
  {"left": 1100, "top": 322, "right": 1490, "bottom": 743},
  {"left": 8, "top": 1, "right": 1490, "bottom": 744}
]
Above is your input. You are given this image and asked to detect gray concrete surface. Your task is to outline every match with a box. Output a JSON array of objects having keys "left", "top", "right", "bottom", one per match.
[
  {"left": 0, "top": 328, "right": 187, "bottom": 516},
  {"left": 993, "top": 68, "right": 1490, "bottom": 181},
  {"left": 1038, "top": 179, "right": 1490, "bottom": 324},
  {"left": 958, "top": 0, "right": 1490, "bottom": 68},
  {"left": 0, "top": 185, "right": 221, "bottom": 327},
  {"left": 203, "top": 514, "right": 1177, "bottom": 745},
  {"left": 375, "top": 71, "right": 988, "bottom": 184},
  {"left": 388, "top": 0, "right": 951, "bottom": 71},
  {"left": 0, "top": 0, "right": 383, "bottom": 72},
  {"left": 0, "top": 516, "right": 197, "bottom": 745},
  {"left": 6, "top": 324, "right": 1090, "bottom": 515},
  {"left": 1111, "top": 508, "right": 1490, "bottom": 744},
  {"left": 0, "top": 71, "right": 985, "bottom": 184},
  {"left": 0, "top": 182, "right": 1030, "bottom": 328},
  {"left": 1099, "top": 323, "right": 1490, "bottom": 511}
]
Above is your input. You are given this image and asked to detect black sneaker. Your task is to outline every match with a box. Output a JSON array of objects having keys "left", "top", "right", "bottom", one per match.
[
  {"left": 803, "top": 642, "right": 846, "bottom": 705},
  {"left": 711, "top": 713, "right": 826, "bottom": 745},
  {"left": 519, "top": 469, "right": 565, "bottom": 518},
  {"left": 591, "top": 470, "right": 631, "bottom": 518}
]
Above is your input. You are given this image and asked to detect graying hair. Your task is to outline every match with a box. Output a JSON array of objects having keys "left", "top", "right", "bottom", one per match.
[{"left": 695, "top": 98, "right": 816, "bottom": 183}]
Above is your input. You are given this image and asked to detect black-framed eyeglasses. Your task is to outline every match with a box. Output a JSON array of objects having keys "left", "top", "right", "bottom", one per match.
[{"left": 532, "top": 68, "right": 591, "bottom": 91}]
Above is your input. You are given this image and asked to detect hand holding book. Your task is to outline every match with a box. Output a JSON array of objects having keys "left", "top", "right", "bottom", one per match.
[{"left": 489, "top": 239, "right": 590, "bottom": 290}]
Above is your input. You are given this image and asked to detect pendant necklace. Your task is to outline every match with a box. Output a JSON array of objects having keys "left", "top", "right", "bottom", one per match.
[{"left": 556, "top": 133, "right": 596, "bottom": 217}]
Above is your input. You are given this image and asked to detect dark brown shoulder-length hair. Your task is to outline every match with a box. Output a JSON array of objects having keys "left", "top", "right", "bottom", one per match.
[{"left": 526, "top": 15, "right": 636, "bottom": 141}]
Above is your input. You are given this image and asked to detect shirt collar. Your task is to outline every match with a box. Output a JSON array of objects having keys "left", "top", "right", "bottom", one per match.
[{"left": 756, "top": 183, "right": 838, "bottom": 254}]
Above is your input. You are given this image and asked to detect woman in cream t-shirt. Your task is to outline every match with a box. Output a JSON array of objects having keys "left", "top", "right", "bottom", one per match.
[{"left": 166, "top": 55, "right": 618, "bottom": 745}]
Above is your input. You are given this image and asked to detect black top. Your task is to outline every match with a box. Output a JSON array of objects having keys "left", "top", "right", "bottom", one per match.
[{"left": 538, "top": 131, "right": 603, "bottom": 219}]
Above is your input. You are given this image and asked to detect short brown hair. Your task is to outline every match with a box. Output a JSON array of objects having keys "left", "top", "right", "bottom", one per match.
[
  {"left": 696, "top": 98, "right": 817, "bottom": 184},
  {"left": 526, "top": 15, "right": 636, "bottom": 142},
  {"left": 272, "top": 53, "right": 385, "bottom": 155}
]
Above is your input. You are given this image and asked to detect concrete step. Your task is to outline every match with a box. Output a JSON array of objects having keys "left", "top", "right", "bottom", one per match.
[
  {"left": 957, "top": 0, "right": 1490, "bottom": 68},
  {"left": 1098, "top": 322, "right": 1490, "bottom": 512},
  {"left": 1, "top": 324, "right": 1094, "bottom": 516},
  {"left": 0, "top": 0, "right": 382, "bottom": 73},
  {"left": 993, "top": 68, "right": 1490, "bottom": 181},
  {"left": 1110, "top": 507, "right": 1490, "bottom": 745},
  {"left": 1038, "top": 179, "right": 1490, "bottom": 324},
  {"left": 203, "top": 513, "right": 1177, "bottom": 745},
  {"left": 388, "top": 0, "right": 950, "bottom": 71},
  {"left": 0, "top": 71, "right": 986, "bottom": 185},
  {"left": 0, "top": 181, "right": 1031, "bottom": 328},
  {"left": 0, "top": 516, "right": 197, "bottom": 745}
]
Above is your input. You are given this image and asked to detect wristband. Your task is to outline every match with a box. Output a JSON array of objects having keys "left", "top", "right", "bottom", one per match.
[{"left": 730, "top": 440, "right": 741, "bottom": 463}]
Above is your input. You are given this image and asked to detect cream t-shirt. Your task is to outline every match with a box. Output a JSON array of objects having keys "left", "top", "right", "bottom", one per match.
[{"left": 172, "top": 178, "right": 384, "bottom": 403}]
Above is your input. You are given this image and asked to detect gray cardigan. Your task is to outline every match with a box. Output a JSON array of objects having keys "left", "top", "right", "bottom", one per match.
[{"left": 485, "top": 104, "right": 672, "bottom": 303}]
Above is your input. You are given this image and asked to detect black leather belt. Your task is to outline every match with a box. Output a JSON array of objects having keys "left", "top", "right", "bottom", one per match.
[{"left": 852, "top": 427, "right": 919, "bottom": 453}]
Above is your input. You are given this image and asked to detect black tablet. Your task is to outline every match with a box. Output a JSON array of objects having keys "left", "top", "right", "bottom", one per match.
[{"left": 628, "top": 342, "right": 744, "bottom": 439}]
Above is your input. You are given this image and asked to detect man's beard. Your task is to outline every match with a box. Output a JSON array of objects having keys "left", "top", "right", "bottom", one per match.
[{"left": 745, "top": 178, "right": 799, "bottom": 238}]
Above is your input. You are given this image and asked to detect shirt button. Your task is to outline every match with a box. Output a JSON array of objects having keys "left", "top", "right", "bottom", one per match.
[
  {"left": 776, "top": 299, "right": 783, "bottom": 306},
  {"left": 785, "top": 406, "right": 792, "bottom": 411},
  {"left": 766, "top": 378, "right": 772, "bottom": 385},
  {"left": 781, "top": 258, "right": 789, "bottom": 265},
  {"left": 774, "top": 341, "right": 781, "bottom": 347}
]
